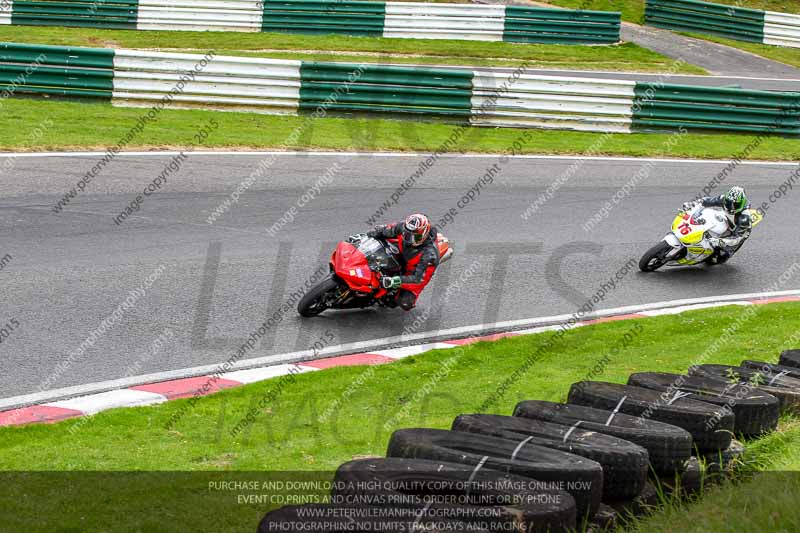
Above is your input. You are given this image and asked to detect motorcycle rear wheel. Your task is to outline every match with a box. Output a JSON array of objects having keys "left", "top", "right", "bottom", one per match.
[
  {"left": 297, "top": 276, "right": 340, "bottom": 317},
  {"left": 639, "top": 241, "right": 673, "bottom": 272}
]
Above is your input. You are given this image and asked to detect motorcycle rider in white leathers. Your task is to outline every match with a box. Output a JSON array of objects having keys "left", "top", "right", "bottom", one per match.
[{"left": 681, "top": 186, "right": 752, "bottom": 265}]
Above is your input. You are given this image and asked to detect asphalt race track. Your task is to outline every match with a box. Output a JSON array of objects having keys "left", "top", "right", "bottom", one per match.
[{"left": 1, "top": 152, "right": 798, "bottom": 399}]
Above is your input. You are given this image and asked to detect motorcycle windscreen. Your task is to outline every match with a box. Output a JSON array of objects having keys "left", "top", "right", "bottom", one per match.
[{"left": 357, "top": 237, "right": 401, "bottom": 274}]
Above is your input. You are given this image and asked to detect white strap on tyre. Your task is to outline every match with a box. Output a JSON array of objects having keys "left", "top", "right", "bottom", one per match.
[
  {"left": 466, "top": 455, "right": 490, "bottom": 486},
  {"left": 562, "top": 421, "right": 583, "bottom": 443},
  {"left": 510, "top": 437, "right": 534, "bottom": 462},
  {"left": 769, "top": 371, "right": 790, "bottom": 386},
  {"left": 605, "top": 396, "right": 627, "bottom": 425},
  {"left": 666, "top": 391, "right": 692, "bottom": 405}
]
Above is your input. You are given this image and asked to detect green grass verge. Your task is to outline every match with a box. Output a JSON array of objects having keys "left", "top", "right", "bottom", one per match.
[
  {"left": 0, "top": 26, "right": 705, "bottom": 73},
  {"left": 539, "top": 0, "right": 800, "bottom": 24},
  {"left": 536, "top": 0, "right": 645, "bottom": 24},
  {"left": 681, "top": 31, "right": 800, "bottom": 69},
  {"left": 627, "top": 418, "right": 800, "bottom": 532},
  {"left": 1, "top": 302, "right": 799, "bottom": 531},
  {"left": 4, "top": 97, "right": 800, "bottom": 160},
  {"left": 711, "top": 0, "right": 800, "bottom": 15}
]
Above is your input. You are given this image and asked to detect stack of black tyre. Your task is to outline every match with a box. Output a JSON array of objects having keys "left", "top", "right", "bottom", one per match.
[{"left": 260, "top": 349, "right": 800, "bottom": 532}]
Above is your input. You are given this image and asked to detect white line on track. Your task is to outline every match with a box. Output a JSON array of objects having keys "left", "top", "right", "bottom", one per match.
[{"left": 0, "top": 151, "right": 796, "bottom": 166}]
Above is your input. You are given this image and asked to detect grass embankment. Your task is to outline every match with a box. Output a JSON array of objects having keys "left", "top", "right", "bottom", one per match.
[
  {"left": 535, "top": 0, "right": 646, "bottom": 23},
  {"left": 538, "top": 0, "right": 800, "bottom": 24},
  {"left": 711, "top": 0, "right": 800, "bottom": 15},
  {"left": 0, "top": 26, "right": 705, "bottom": 73},
  {"left": 4, "top": 97, "right": 800, "bottom": 160},
  {"left": 629, "top": 418, "right": 800, "bottom": 532},
  {"left": 1, "top": 302, "right": 800, "bottom": 531}
]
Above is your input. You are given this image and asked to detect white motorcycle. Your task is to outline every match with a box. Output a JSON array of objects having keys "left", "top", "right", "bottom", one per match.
[{"left": 639, "top": 204, "right": 762, "bottom": 272}]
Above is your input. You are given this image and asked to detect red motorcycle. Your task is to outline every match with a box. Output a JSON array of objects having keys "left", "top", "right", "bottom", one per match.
[{"left": 297, "top": 232, "right": 453, "bottom": 317}]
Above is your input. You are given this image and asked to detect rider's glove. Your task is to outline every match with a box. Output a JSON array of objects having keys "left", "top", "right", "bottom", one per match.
[
  {"left": 381, "top": 276, "right": 402, "bottom": 290},
  {"left": 681, "top": 201, "right": 696, "bottom": 212}
]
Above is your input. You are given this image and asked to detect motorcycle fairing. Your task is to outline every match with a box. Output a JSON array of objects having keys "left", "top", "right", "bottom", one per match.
[
  {"left": 331, "top": 242, "right": 375, "bottom": 293},
  {"left": 667, "top": 207, "right": 730, "bottom": 265}
]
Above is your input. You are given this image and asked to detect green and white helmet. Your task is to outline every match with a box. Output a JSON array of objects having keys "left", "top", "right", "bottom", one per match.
[{"left": 722, "top": 186, "right": 748, "bottom": 217}]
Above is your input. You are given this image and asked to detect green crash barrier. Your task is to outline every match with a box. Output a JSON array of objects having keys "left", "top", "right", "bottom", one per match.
[
  {"left": 632, "top": 81, "right": 800, "bottom": 135},
  {"left": 0, "top": 0, "right": 621, "bottom": 45},
  {"left": 0, "top": 42, "right": 115, "bottom": 99},
  {"left": 262, "top": 0, "right": 386, "bottom": 37},
  {"left": 1, "top": 42, "right": 798, "bottom": 136},
  {"left": 300, "top": 62, "right": 474, "bottom": 89},
  {"left": 11, "top": 0, "right": 139, "bottom": 30},
  {"left": 299, "top": 61, "right": 474, "bottom": 117},
  {"left": 504, "top": 6, "right": 621, "bottom": 44},
  {"left": 0, "top": 42, "right": 116, "bottom": 68},
  {"left": 645, "top": 0, "right": 765, "bottom": 43}
]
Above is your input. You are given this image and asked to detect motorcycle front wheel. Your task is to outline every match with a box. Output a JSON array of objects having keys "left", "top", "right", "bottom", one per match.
[
  {"left": 297, "top": 276, "right": 340, "bottom": 317},
  {"left": 639, "top": 241, "right": 674, "bottom": 272}
]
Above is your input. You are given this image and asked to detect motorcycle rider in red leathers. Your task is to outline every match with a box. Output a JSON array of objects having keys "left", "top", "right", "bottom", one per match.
[{"left": 367, "top": 214, "right": 439, "bottom": 311}]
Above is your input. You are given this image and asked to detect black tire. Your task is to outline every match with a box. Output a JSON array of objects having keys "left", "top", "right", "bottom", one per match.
[
  {"left": 689, "top": 364, "right": 800, "bottom": 392},
  {"left": 742, "top": 360, "right": 800, "bottom": 380},
  {"left": 627, "top": 372, "right": 779, "bottom": 437},
  {"left": 653, "top": 456, "right": 706, "bottom": 498},
  {"left": 567, "top": 381, "right": 734, "bottom": 452},
  {"left": 258, "top": 504, "right": 493, "bottom": 533},
  {"left": 690, "top": 363, "right": 800, "bottom": 391},
  {"left": 606, "top": 482, "right": 658, "bottom": 523},
  {"left": 333, "top": 457, "right": 577, "bottom": 533},
  {"left": 688, "top": 364, "right": 800, "bottom": 413},
  {"left": 452, "top": 414, "right": 649, "bottom": 501},
  {"left": 700, "top": 439, "right": 745, "bottom": 478},
  {"left": 589, "top": 503, "right": 617, "bottom": 532},
  {"left": 513, "top": 400, "right": 692, "bottom": 476},
  {"left": 297, "top": 276, "right": 339, "bottom": 317},
  {"left": 386, "top": 428, "right": 603, "bottom": 519},
  {"left": 779, "top": 349, "right": 800, "bottom": 369},
  {"left": 639, "top": 241, "right": 673, "bottom": 272}
]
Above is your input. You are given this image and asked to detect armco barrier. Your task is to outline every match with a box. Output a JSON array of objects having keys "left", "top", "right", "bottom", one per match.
[
  {"left": 8, "top": 0, "right": 139, "bottom": 29},
  {"left": 470, "top": 71, "right": 635, "bottom": 132},
  {"left": 645, "top": 0, "right": 800, "bottom": 49},
  {"left": 2, "top": 43, "right": 798, "bottom": 135},
  {"left": 503, "top": 5, "right": 621, "bottom": 44},
  {"left": 138, "top": 0, "right": 264, "bottom": 32},
  {"left": 0, "top": 42, "right": 115, "bottom": 98},
  {"left": 633, "top": 83, "right": 800, "bottom": 135},
  {"left": 111, "top": 49, "right": 302, "bottom": 113},
  {"left": 764, "top": 11, "right": 800, "bottom": 48},
  {"left": 0, "top": 0, "right": 621, "bottom": 44}
]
